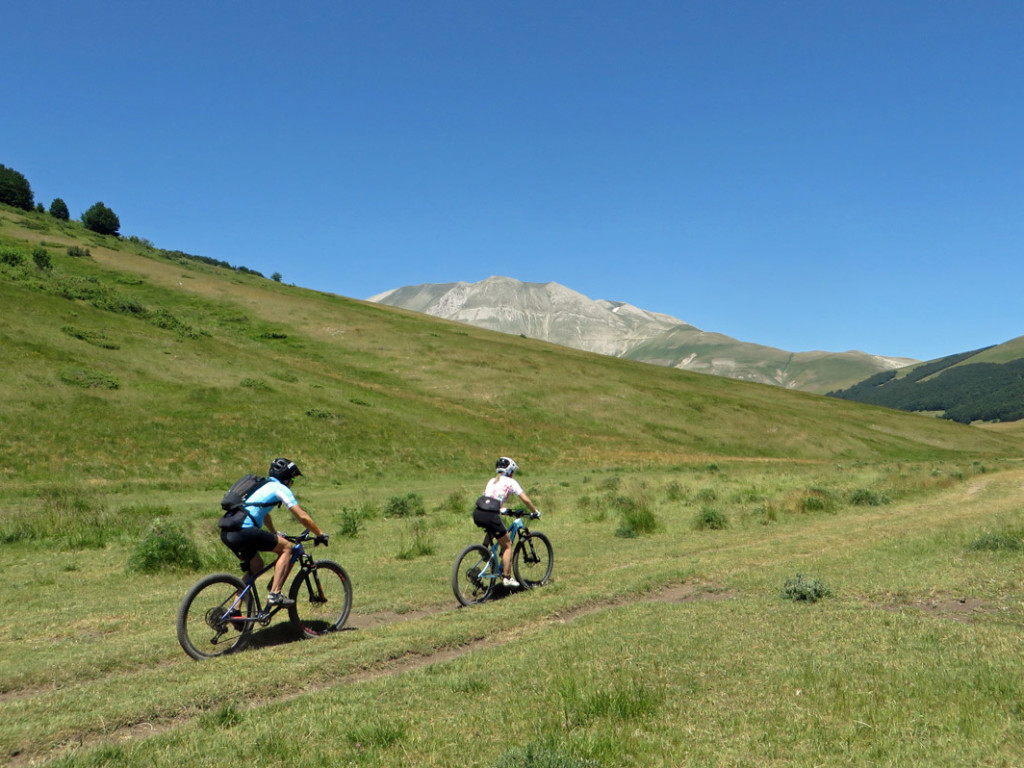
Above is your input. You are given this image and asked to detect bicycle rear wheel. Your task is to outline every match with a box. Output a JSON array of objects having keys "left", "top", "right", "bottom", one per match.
[
  {"left": 176, "top": 573, "right": 254, "bottom": 660},
  {"left": 288, "top": 560, "right": 353, "bottom": 638},
  {"left": 513, "top": 532, "right": 553, "bottom": 588},
  {"left": 452, "top": 544, "right": 496, "bottom": 606}
]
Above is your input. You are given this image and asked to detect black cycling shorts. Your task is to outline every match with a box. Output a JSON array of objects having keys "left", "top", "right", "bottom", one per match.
[
  {"left": 473, "top": 507, "right": 507, "bottom": 540},
  {"left": 220, "top": 526, "right": 278, "bottom": 563}
]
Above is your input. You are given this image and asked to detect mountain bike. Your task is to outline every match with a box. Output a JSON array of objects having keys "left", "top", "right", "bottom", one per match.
[
  {"left": 451, "top": 510, "right": 553, "bottom": 607},
  {"left": 176, "top": 530, "right": 352, "bottom": 660}
]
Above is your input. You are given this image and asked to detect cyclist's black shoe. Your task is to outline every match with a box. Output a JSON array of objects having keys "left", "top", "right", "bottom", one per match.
[{"left": 267, "top": 592, "right": 295, "bottom": 607}]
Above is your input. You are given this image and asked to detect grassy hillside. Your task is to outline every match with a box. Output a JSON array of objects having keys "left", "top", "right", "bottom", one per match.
[
  {"left": 2, "top": 204, "right": 1020, "bottom": 495},
  {"left": 3, "top": 204, "right": 1024, "bottom": 767}
]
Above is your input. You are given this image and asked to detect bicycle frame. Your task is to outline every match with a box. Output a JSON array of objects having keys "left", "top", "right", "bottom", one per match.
[
  {"left": 480, "top": 514, "right": 528, "bottom": 581},
  {"left": 223, "top": 534, "right": 312, "bottom": 625}
]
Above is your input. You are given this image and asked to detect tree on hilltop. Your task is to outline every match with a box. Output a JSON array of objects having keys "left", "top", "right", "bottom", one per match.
[
  {"left": 49, "top": 198, "right": 70, "bottom": 220},
  {"left": 0, "top": 164, "right": 34, "bottom": 210},
  {"left": 82, "top": 201, "right": 120, "bottom": 235}
]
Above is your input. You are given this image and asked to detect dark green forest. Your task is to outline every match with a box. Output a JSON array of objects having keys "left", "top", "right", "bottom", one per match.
[{"left": 828, "top": 347, "right": 1024, "bottom": 423}]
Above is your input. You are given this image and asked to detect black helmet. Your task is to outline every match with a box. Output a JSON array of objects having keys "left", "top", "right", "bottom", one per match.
[
  {"left": 269, "top": 457, "right": 303, "bottom": 481},
  {"left": 495, "top": 457, "right": 519, "bottom": 477}
]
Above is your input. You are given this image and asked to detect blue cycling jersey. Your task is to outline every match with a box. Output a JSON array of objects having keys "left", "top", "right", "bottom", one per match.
[{"left": 240, "top": 477, "right": 297, "bottom": 529}]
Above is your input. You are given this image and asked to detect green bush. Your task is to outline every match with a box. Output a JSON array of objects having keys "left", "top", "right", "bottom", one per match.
[
  {"left": 693, "top": 506, "right": 728, "bottom": 530},
  {"left": 396, "top": 520, "right": 435, "bottom": 559},
  {"left": 58, "top": 367, "right": 120, "bottom": 389},
  {"left": 611, "top": 491, "right": 657, "bottom": 537},
  {"left": 127, "top": 517, "right": 202, "bottom": 573},
  {"left": 781, "top": 573, "right": 832, "bottom": 603},
  {"left": 0, "top": 247, "right": 24, "bottom": 267},
  {"left": 384, "top": 493, "right": 426, "bottom": 518},
  {"left": 968, "top": 533, "right": 1023, "bottom": 552},
  {"left": 337, "top": 509, "right": 360, "bottom": 538},
  {"left": 66, "top": 245, "right": 92, "bottom": 258},
  {"left": 32, "top": 247, "right": 52, "bottom": 271},
  {"left": 849, "top": 488, "right": 890, "bottom": 506}
]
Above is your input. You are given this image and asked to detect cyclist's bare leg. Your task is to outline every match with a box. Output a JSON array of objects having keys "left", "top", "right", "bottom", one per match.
[
  {"left": 499, "top": 533, "right": 513, "bottom": 576},
  {"left": 269, "top": 535, "right": 293, "bottom": 593}
]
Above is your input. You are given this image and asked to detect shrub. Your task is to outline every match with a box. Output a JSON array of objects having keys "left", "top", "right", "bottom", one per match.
[
  {"left": 694, "top": 506, "right": 728, "bottom": 530},
  {"left": 32, "top": 247, "right": 52, "bottom": 271},
  {"left": 396, "top": 520, "right": 435, "bottom": 559},
  {"left": 968, "top": 533, "right": 1023, "bottom": 552},
  {"left": 0, "top": 247, "right": 24, "bottom": 267},
  {"left": 58, "top": 367, "right": 120, "bottom": 389},
  {"left": 849, "top": 488, "right": 890, "bottom": 506},
  {"left": 611, "top": 492, "right": 657, "bottom": 537},
  {"left": 384, "top": 493, "right": 426, "bottom": 518},
  {"left": 436, "top": 491, "right": 467, "bottom": 515},
  {"left": 337, "top": 509, "right": 360, "bottom": 538},
  {"left": 781, "top": 573, "right": 832, "bottom": 603},
  {"left": 127, "top": 517, "right": 202, "bottom": 573},
  {"left": 66, "top": 245, "right": 92, "bottom": 258}
]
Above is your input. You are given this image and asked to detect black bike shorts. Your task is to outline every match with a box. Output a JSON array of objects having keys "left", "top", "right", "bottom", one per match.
[
  {"left": 473, "top": 507, "right": 507, "bottom": 540},
  {"left": 220, "top": 527, "right": 278, "bottom": 562}
]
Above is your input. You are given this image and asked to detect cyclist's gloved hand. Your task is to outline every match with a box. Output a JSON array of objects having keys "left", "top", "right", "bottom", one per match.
[
  {"left": 533, "top": 510, "right": 542, "bottom": 519},
  {"left": 314, "top": 533, "right": 329, "bottom": 547}
]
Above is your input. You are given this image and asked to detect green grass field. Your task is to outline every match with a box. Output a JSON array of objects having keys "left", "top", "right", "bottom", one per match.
[{"left": 2, "top": 205, "right": 1024, "bottom": 766}]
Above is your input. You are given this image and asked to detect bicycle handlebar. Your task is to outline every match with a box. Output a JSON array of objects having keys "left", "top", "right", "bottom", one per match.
[
  {"left": 283, "top": 530, "right": 330, "bottom": 546},
  {"left": 501, "top": 510, "right": 540, "bottom": 520}
]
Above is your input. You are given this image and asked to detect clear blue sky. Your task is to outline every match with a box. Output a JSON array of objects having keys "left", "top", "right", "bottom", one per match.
[{"left": 5, "top": 2, "right": 1022, "bottom": 361}]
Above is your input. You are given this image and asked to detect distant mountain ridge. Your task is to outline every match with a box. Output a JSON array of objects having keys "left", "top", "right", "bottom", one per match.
[{"left": 368, "top": 276, "right": 916, "bottom": 394}]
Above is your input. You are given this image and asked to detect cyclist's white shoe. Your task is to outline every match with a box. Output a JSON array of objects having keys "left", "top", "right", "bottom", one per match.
[
  {"left": 267, "top": 591, "right": 295, "bottom": 607},
  {"left": 503, "top": 577, "right": 520, "bottom": 588}
]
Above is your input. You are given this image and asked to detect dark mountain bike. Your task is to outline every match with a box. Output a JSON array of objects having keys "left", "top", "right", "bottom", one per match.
[
  {"left": 452, "top": 510, "right": 553, "bottom": 607},
  {"left": 176, "top": 530, "right": 352, "bottom": 660}
]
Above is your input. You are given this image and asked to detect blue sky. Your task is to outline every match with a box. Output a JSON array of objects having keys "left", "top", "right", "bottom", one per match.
[{"left": 4, "top": 2, "right": 1021, "bottom": 361}]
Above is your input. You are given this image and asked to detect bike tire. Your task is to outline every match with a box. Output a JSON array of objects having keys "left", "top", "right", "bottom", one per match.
[
  {"left": 452, "top": 544, "right": 496, "bottom": 606},
  {"left": 176, "top": 573, "right": 254, "bottom": 660},
  {"left": 513, "top": 532, "right": 553, "bottom": 588},
  {"left": 288, "top": 559, "right": 353, "bottom": 639}
]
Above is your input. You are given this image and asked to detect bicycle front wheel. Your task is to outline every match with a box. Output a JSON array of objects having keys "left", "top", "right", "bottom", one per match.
[
  {"left": 176, "top": 573, "right": 254, "bottom": 660},
  {"left": 513, "top": 532, "right": 553, "bottom": 588},
  {"left": 288, "top": 560, "right": 353, "bottom": 639},
  {"left": 452, "top": 544, "right": 495, "bottom": 606}
]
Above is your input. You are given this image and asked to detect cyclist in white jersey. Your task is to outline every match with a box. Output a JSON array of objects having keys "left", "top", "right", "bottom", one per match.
[{"left": 473, "top": 457, "right": 541, "bottom": 588}]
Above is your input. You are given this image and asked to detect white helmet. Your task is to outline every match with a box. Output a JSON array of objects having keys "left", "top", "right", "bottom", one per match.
[{"left": 495, "top": 457, "right": 519, "bottom": 476}]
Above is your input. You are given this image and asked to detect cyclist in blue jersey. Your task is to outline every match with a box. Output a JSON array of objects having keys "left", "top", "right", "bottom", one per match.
[
  {"left": 220, "top": 458, "right": 327, "bottom": 606},
  {"left": 473, "top": 457, "right": 541, "bottom": 588}
]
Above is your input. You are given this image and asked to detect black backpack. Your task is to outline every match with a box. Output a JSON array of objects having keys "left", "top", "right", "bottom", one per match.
[{"left": 218, "top": 474, "right": 278, "bottom": 531}]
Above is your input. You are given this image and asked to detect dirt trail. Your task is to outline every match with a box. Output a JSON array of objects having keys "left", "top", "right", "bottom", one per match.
[{"left": 10, "top": 581, "right": 728, "bottom": 767}]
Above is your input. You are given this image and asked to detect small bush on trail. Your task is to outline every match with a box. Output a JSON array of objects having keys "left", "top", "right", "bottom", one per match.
[
  {"left": 128, "top": 517, "right": 202, "bottom": 573},
  {"left": 384, "top": 493, "right": 426, "bottom": 518},
  {"left": 781, "top": 573, "right": 832, "bottom": 603},
  {"left": 694, "top": 506, "right": 728, "bottom": 530}
]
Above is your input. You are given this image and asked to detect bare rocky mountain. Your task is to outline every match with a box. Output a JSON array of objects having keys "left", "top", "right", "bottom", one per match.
[{"left": 368, "top": 276, "right": 916, "bottom": 393}]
